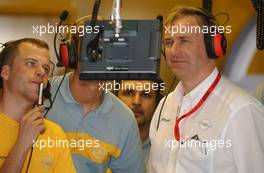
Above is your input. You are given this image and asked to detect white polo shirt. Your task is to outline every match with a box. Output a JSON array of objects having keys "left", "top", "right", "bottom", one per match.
[{"left": 148, "top": 68, "right": 264, "bottom": 173}]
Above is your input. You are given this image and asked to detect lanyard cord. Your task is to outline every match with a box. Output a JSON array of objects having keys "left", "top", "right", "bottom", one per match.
[{"left": 174, "top": 72, "right": 221, "bottom": 141}]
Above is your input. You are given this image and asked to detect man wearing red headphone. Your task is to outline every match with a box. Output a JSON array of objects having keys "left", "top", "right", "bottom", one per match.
[
  {"left": 0, "top": 38, "right": 76, "bottom": 173},
  {"left": 148, "top": 6, "right": 264, "bottom": 173}
]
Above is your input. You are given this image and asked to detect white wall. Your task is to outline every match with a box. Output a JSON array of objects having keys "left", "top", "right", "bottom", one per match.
[{"left": 0, "top": 15, "right": 59, "bottom": 65}]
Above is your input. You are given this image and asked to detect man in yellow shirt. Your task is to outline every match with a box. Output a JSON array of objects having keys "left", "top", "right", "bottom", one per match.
[{"left": 0, "top": 38, "right": 76, "bottom": 173}]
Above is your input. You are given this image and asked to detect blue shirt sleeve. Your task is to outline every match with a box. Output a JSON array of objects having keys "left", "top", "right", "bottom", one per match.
[{"left": 109, "top": 117, "right": 145, "bottom": 173}]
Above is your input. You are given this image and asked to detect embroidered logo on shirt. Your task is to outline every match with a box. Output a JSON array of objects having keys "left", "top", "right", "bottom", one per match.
[
  {"left": 91, "top": 147, "right": 109, "bottom": 163},
  {"left": 199, "top": 119, "right": 212, "bottom": 130},
  {"left": 160, "top": 118, "right": 171, "bottom": 122},
  {"left": 42, "top": 156, "right": 53, "bottom": 170}
]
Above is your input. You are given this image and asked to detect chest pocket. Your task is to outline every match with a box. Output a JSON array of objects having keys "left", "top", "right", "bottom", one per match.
[
  {"left": 25, "top": 147, "right": 55, "bottom": 172},
  {"left": 176, "top": 139, "right": 213, "bottom": 173}
]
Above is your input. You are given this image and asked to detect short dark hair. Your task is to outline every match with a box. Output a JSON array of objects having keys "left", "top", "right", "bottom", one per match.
[
  {"left": 116, "top": 79, "right": 164, "bottom": 105},
  {"left": 0, "top": 38, "right": 49, "bottom": 88}
]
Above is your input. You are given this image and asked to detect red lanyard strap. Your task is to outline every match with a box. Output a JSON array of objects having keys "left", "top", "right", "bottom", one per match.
[{"left": 174, "top": 72, "right": 221, "bottom": 141}]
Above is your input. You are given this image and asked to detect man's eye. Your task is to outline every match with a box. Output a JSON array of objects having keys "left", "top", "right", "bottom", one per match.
[
  {"left": 43, "top": 67, "right": 50, "bottom": 75},
  {"left": 123, "top": 90, "right": 135, "bottom": 96},
  {"left": 164, "top": 40, "right": 173, "bottom": 47},
  {"left": 181, "top": 39, "right": 188, "bottom": 43},
  {"left": 141, "top": 92, "right": 152, "bottom": 98},
  {"left": 26, "top": 61, "right": 36, "bottom": 67},
  {"left": 180, "top": 38, "right": 191, "bottom": 43}
]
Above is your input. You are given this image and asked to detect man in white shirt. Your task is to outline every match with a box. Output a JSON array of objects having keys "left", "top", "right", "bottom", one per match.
[{"left": 148, "top": 6, "right": 264, "bottom": 173}]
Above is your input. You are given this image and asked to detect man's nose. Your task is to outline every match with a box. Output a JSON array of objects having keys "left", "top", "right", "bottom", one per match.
[
  {"left": 36, "top": 65, "right": 46, "bottom": 78},
  {"left": 132, "top": 93, "right": 141, "bottom": 105},
  {"left": 168, "top": 42, "right": 182, "bottom": 57},
  {"left": 170, "top": 42, "right": 179, "bottom": 54}
]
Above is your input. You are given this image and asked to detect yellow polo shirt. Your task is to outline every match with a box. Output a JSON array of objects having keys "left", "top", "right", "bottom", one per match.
[{"left": 0, "top": 112, "right": 76, "bottom": 173}]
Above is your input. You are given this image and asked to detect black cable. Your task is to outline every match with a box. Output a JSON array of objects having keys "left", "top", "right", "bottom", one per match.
[
  {"left": 250, "top": 0, "right": 264, "bottom": 50},
  {"left": 91, "top": 0, "right": 101, "bottom": 28},
  {"left": 44, "top": 68, "right": 68, "bottom": 118},
  {"left": 54, "top": 10, "right": 69, "bottom": 67},
  {"left": 156, "top": 76, "right": 176, "bottom": 130},
  {"left": 25, "top": 147, "right": 33, "bottom": 173},
  {"left": 54, "top": 25, "right": 62, "bottom": 67},
  {"left": 161, "top": 42, "right": 166, "bottom": 60},
  {"left": 158, "top": 14, "right": 166, "bottom": 61},
  {"left": 26, "top": 103, "right": 38, "bottom": 173},
  {"left": 256, "top": 0, "right": 264, "bottom": 50},
  {"left": 49, "top": 60, "right": 56, "bottom": 77},
  {"left": 203, "top": 0, "right": 212, "bottom": 14},
  {"left": 251, "top": 0, "right": 259, "bottom": 11}
]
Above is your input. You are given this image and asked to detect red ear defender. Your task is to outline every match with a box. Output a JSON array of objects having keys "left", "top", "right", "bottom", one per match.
[
  {"left": 194, "top": 7, "right": 228, "bottom": 59},
  {"left": 213, "top": 33, "right": 226, "bottom": 58},
  {"left": 59, "top": 43, "right": 69, "bottom": 68},
  {"left": 204, "top": 32, "right": 227, "bottom": 59}
]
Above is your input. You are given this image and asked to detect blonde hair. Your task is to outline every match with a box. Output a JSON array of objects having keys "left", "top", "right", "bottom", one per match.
[{"left": 164, "top": 6, "right": 217, "bottom": 27}]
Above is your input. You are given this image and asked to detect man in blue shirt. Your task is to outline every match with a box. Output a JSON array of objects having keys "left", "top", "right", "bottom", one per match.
[
  {"left": 117, "top": 80, "right": 164, "bottom": 170},
  {"left": 46, "top": 12, "right": 145, "bottom": 171},
  {"left": 46, "top": 70, "right": 144, "bottom": 172}
]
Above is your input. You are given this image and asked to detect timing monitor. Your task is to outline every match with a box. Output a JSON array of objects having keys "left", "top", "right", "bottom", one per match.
[{"left": 79, "top": 19, "right": 162, "bottom": 80}]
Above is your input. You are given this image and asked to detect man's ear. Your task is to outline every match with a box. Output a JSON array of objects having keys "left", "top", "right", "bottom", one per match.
[{"left": 1, "top": 65, "right": 10, "bottom": 81}]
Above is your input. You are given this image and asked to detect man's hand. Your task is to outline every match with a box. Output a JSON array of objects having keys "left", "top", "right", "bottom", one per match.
[{"left": 16, "top": 106, "right": 46, "bottom": 151}]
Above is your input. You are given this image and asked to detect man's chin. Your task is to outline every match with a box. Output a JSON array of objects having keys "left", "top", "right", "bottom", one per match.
[
  {"left": 136, "top": 117, "right": 145, "bottom": 126},
  {"left": 27, "top": 94, "right": 39, "bottom": 104},
  {"left": 172, "top": 70, "right": 188, "bottom": 79}
]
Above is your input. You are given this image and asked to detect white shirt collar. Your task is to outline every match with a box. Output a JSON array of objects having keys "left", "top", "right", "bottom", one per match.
[{"left": 173, "top": 68, "right": 219, "bottom": 108}]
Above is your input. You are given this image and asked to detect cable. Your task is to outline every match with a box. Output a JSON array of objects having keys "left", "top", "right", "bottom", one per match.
[
  {"left": 91, "top": 0, "right": 102, "bottom": 28},
  {"left": 26, "top": 103, "right": 38, "bottom": 173},
  {"left": 156, "top": 76, "right": 176, "bottom": 130},
  {"left": 54, "top": 10, "right": 69, "bottom": 67},
  {"left": 251, "top": 0, "right": 259, "bottom": 11},
  {"left": 44, "top": 68, "right": 68, "bottom": 118},
  {"left": 203, "top": 0, "right": 212, "bottom": 14},
  {"left": 49, "top": 60, "right": 56, "bottom": 77},
  {"left": 161, "top": 42, "right": 166, "bottom": 60},
  {"left": 256, "top": 0, "right": 264, "bottom": 50},
  {"left": 25, "top": 147, "right": 33, "bottom": 173}
]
